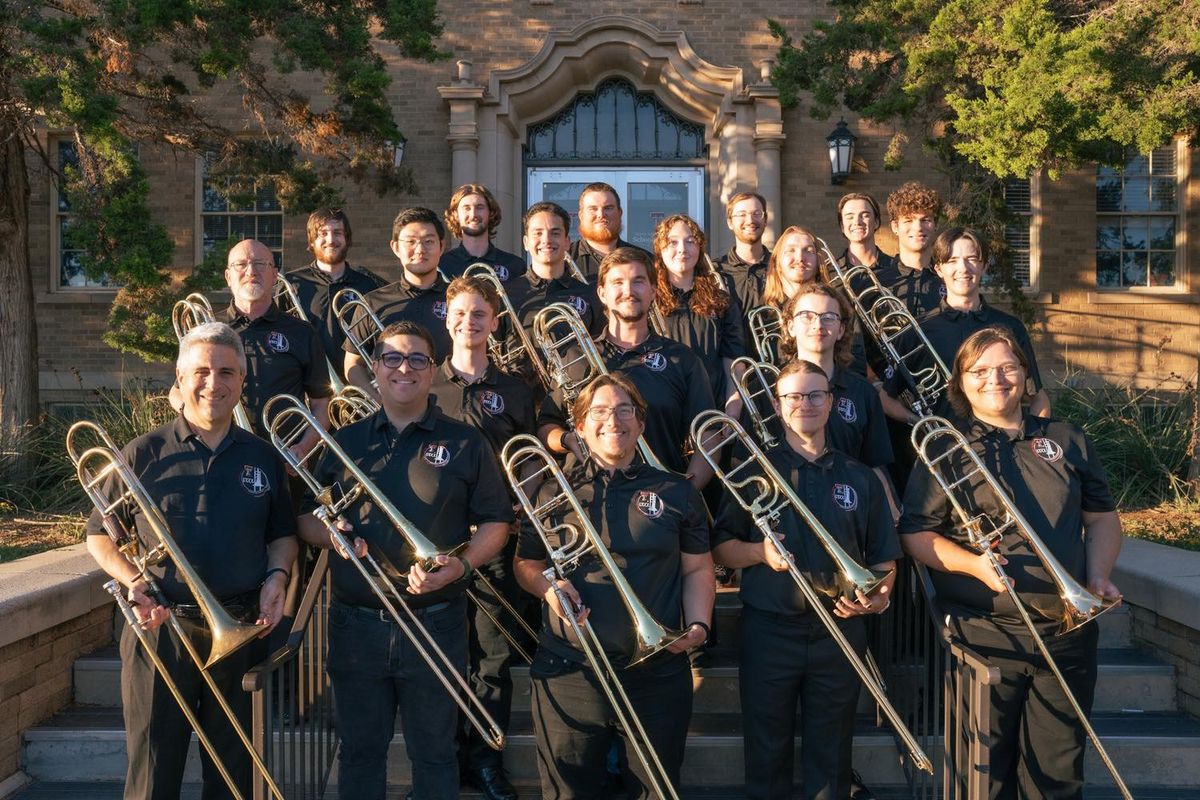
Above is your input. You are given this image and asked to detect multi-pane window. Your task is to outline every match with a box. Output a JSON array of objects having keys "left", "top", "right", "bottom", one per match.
[
  {"left": 55, "top": 141, "right": 116, "bottom": 289},
  {"left": 1000, "top": 177, "right": 1032, "bottom": 289},
  {"left": 1096, "top": 146, "right": 1178, "bottom": 288},
  {"left": 200, "top": 159, "right": 284, "bottom": 266}
]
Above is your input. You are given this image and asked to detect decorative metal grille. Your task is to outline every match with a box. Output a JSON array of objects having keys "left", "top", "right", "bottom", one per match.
[{"left": 525, "top": 78, "right": 705, "bottom": 162}]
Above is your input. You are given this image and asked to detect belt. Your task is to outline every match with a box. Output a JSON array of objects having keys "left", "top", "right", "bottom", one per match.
[
  {"left": 339, "top": 599, "right": 453, "bottom": 623},
  {"left": 172, "top": 590, "right": 259, "bottom": 621}
]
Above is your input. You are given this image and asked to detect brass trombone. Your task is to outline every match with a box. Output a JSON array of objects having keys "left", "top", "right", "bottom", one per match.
[
  {"left": 501, "top": 433, "right": 684, "bottom": 800},
  {"left": 730, "top": 356, "right": 780, "bottom": 449},
  {"left": 690, "top": 410, "right": 934, "bottom": 775},
  {"left": 172, "top": 293, "right": 253, "bottom": 431},
  {"left": 331, "top": 287, "right": 385, "bottom": 372},
  {"left": 910, "top": 415, "right": 1131, "bottom": 797},
  {"left": 531, "top": 302, "right": 666, "bottom": 471},
  {"left": 462, "top": 262, "right": 553, "bottom": 390},
  {"left": 66, "top": 421, "right": 285, "bottom": 800},
  {"left": 273, "top": 273, "right": 346, "bottom": 393},
  {"left": 326, "top": 384, "right": 380, "bottom": 429},
  {"left": 816, "top": 237, "right": 950, "bottom": 415},
  {"left": 747, "top": 304, "right": 784, "bottom": 366}
]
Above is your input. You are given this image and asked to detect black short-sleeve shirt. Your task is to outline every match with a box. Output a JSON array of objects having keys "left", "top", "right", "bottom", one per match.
[
  {"left": 85, "top": 417, "right": 296, "bottom": 604},
  {"left": 568, "top": 238, "right": 652, "bottom": 282},
  {"left": 715, "top": 246, "right": 769, "bottom": 318},
  {"left": 899, "top": 415, "right": 1116, "bottom": 634},
  {"left": 658, "top": 274, "right": 747, "bottom": 402},
  {"left": 283, "top": 262, "right": 385, "bottom": 381},
  {"left": 826, "top": 368, "right": 894, "bottom": 468},
  {"left": 875, "top": 260, "right": 945, "bottom": 322},
  {"left": 537, "top": 333, "right": 716, "bottom": 473},
  {"left": 342, "top": 275, "right": 453, "bottom": 364},
  {"left": 712, "top": 447, "right": 901, "bottom": 616},
  {"left": 515, "top": 460, "right": 710, "bottom": 670},
  {"left": 302, "top": 400, "right": 515, "bottom": 609},
  {"left": 438, "top": 243, "right": 527, "bottom": 284},
  {"left": 219, "top": 302, "right": 333, "bottom": 436},
  {"left": 429, "top": 359, "right": 537, "bottom": 455}
]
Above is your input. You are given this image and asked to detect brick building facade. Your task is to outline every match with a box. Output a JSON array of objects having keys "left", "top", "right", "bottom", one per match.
[{"left": 24, "top": 6, "right": 1199, "bottom": 404}]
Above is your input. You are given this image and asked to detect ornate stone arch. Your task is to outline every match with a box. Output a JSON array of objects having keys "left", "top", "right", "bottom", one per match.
[{"left": 438, "top": 16, "right": 784, "bottom": 248}]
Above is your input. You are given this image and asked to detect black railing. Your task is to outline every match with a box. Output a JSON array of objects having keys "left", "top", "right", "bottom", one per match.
[{"left": 243, "top": 550, "right": 338, "bottom": 800}]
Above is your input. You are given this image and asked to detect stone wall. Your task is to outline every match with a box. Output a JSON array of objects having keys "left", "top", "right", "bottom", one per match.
[{"left": 1129, "top": 605, "right": 1200, "bottom": 719}]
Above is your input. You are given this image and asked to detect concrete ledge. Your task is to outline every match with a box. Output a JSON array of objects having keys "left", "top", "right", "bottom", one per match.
[
  {"left": 1111, "top": 538, "right": 1200, "bottom": 630},
  {"left": 0, "top": 544, "right": 112, "bottom": 650}
]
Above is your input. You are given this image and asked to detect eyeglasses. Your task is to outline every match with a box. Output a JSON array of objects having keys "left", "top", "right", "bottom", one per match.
[
  {"left": 229, "top": 260, "right": 274, "bottom": 273},
  {"left": 377, "top": 351, "right": 432, "bottom": 371},
  {"left": 397, "top": 237, "right": 440, "bottom": 250},
  {"left": 586, "top": 404, "right": 638, "bottom": 421},
  {"left": 792, "top": 311, "right": 842, "bottom": 327},
  {"left": 778, "top": 390, "right": 831, "bottom": 407},
  {"left": 731, "top": 211, "right": 765, "bottom": 222},
  {"left": 964, "top": 364, "right": 1022, "bottom": 381}
]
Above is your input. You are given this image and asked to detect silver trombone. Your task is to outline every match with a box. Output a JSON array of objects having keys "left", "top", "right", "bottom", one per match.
[
  {"left": 531, "top": 302, "right": 666, "bottom": 471},
  {"left": 747, "top": 304, "right": 784, "bottom": 366},
  {"left": 730, "top": 356, "right": 781, "bottom": 449},
  {"left": 171, "top": 293, "right": 254, "bottom": 431},
  {"left": 266, "top": 394, "right": 535, "bottom": 670},
  {"left": 331, "top": 287, "right": 384, "bottom": 372},
  {"left": 501, "top": 433, "right": 684, "bottom": 800},
  {"left": 817, "top": 237, "right": 950, "bottom": 415},
  {"left": 691, "top": 410, "right": 933, "bottom": 774},
  {"left": 910, "top": 415, "right": 1131, "bottom": 797},
  {"left": 273, "top": 273, "right": 346, "bottom": 393},
  {"left": 66, "top": 421, "right": 285, "bottom": 800},
  {"left": 563, "top": 252, "right": 590, "bottom": 284},
  {"left": 462, "top": 262, "right": 553, "bottom": 390}
]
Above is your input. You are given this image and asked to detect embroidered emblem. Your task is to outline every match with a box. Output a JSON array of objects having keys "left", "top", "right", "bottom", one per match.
[
  {"left": 480, "top": 390, "right": 505, "bottom": 415},
  {"left": 832, "top": 483, "right": 858, "bottom": 511},
  {"left": 241, "top": 465, "right": 270, "bottom": 496},
  {"left": 266, "top": 331, "right": 289, "bottom": 353},
  {"left": 837, "top": 397, "right": 858, "bottom": 423},
  {"left": 432, "top": 300, "right": 448, "bottom": 320},
  {"left": 494, "top": 264, "right": 510, "bottom": 282},
  {"left": 567, "top": 295, "right": 588, "bottom": 315},
  {"left": 422, "top": 443, "right": 451, "bottom": 467},
  {"left": 635, "top": 491, "right": 664, "bottom": 519},
  {"left": 642, "top": 352, "right": 667, "bottom": 372},
  {"left": 884, "top": 365, "right": 895, "bottom": 380},
  {"left": 1031, "top": 437, "right": 1063, "bottom": 463},
  {"left": 938, "top": 284, "right": 948, "bottom": 299}
]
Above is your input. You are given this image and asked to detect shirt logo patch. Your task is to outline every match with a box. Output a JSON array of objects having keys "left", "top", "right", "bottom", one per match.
[
  {"left": 494, "top": 264, "right": 510, "bottom": 282},
  {"left": 1031, "top": 437, "right": 1063, "bottom": 463},
  {"left": 432, "top": 300, "right": 448, "bottom": 320},
  {"left": 642, "top": 352, "right": 667, "bottom": 372},
  {"left": 939, "top": 284, "right": 948, "bottom": 299},
  {"left": 241, "top": 465, "right": 270, "bottom": 496},
  {"left": 635, "top": 491, "right": 664, "bottom": 519},
  {"left": 567, "top": 295, "right": 589, "bottom": 315},
  {"left": 837, "top": 397, "right": 858, "bottom": 423},
  {"left": 884, "top": 365, "right": 895, "bottom": 380},
  {"left": 832, "top": 483, "right": 858, "bottom": 511},
  {"left": 422, "top": 442, "right": 451, "bottom": 467},
  {"left": 480, "top": 390, "right": 505, "bottom": 415},
  {"left": 267, "top": 331, "right": 290, "bottom": 353}
]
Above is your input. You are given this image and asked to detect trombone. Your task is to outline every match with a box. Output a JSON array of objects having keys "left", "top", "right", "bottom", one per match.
[
  {"left": 817, "top": 237, "right": 950, "bottom": 415},
  {"left": 66, "top": 421, "right": 285, "bottom": 800},
  {"left": 331, "top": 287, "right": 383, "bottom": 390},
  {"left": 501, "top": 433, "right": 684, "bottom": 800},
  {"left": 690, "top": 410, "right": 934, "bottom": 775},
  {"left": 462, "top": 261, "right": 553, "bottom": 390},
  {"left": 171, "top": 293, "right": 254, "bottom": 432},
  {"left": 273, "top": 273, "right": 346, "bottom": 393},
  {"left": 326, "top": 384, "right": 379, "bottom": 429},
  {"left": 730, "top": 356, "right": 780, "bottom": 449},
  {"left": 747, "top": 304, "right": 784, "bottom": 366},
  {"left": 910, "top": 415, "right": 1131, "bottom": 797},
  {"left": 531, "top": 302, "right": 666, "bottom": 471}
]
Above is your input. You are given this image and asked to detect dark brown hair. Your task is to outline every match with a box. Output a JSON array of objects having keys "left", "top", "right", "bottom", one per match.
[
  {"left": 522, "top": 201, "right": 571, "bottom": 235},
  {"left": 775, "top": 358, "right": 830, "bottom": 392},
  {"left": 947, "top": 325, "right": 1031, "bottom": 417},
  {"left": 597, "top": 246, "right": 657, "bottom": 289},
  {"left": 571, "top": 373, "right": 647, "bottom": 429},
  {"left": 835, "top": 192, "right": 880, "bottom": 230},
  {"left": 931, "top": 227, "right": 989, "bottom": 268},
  {"left": 886, "top": 181, "right": 942, "bottom": 222},
  {"left": 779, "top": 282, "right": 853, "bottom": 368},
  {"left": 725, "top": 191, "right": 768, "bottom": 221},
  {"left": 375, "top": 320, "right": 436, "bottom": 359},
  {"left": 306, "top": 208, "right": 352, "bottom": 253},
  {"left": 579, "top": 182, "right": 621, "bottom": 210},
  {"left": 651, "top": 214, "right": 729, "bottom": 318},
  {"left": 391, "top": 207, "right": 445, "bottom": 243}
]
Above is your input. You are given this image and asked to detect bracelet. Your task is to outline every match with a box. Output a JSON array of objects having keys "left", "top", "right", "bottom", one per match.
[
  {"left": 688, "top": 620, "right": 711, "bottom": 643},
  {"left": 263, "top": 567, "right": 290, "bottom": 586},
  {"left": 458, "top": 556, "right": 474, "bottom": 582}
]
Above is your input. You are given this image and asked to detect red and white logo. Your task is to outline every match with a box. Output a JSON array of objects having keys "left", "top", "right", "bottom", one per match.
[
  {"left": 635, "top": 491, "right": 664, "bottom": 519},
  {"left": 832, "top": 483, "right": 858, "bottom": 511},
  {"left": 836, "top": 397, "right": 857, "bottom": 423},
  {"left": 642, "top": 352, "right": 667, "bottom": 372},
  {"left": 1031, "top": 437, "right": 1063, "bottom": 463},
  {"left": 480, "top": 390, "right": 505, "bottom": 415},
  {"left": 267, "top": 331, "right": 290, "bottom": 353},
  {"left": 422, "top": 443, "right": 451, "bottom": 467},
  {"left": 241, "top": 465, "right": 270, "bottom": 496},
  {"left": 432, "top": 301, "right": 448, "bottom": 320}
]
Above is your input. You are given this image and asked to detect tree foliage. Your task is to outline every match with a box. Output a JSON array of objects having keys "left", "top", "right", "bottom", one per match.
[{"left": 5, "top": 0, "right": 447, "bottom": 362}]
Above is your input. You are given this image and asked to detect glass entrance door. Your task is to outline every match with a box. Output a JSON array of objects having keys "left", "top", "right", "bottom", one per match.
[{"left": 527, "top": 168, "right": 705, "bottom": 252}]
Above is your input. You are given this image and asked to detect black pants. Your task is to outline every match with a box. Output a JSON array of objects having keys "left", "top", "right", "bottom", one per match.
[
  {"left": 529, "top": 649, "right": 692, "bottom": 800},
  {"left": 952, "top": 616, "right": 1099, "bottom": 800},
  {"left": 120, "top": 616, "right": 263, "bottom": 800},
  {"left": 740, "top": 606, "right": 866, "bottom": 800}
]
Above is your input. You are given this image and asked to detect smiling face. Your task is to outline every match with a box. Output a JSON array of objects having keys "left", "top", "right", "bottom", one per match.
[
  {"left": 577, "top": 383, "right": 644, "bottom": 465},
  {"left": 599, "top": 259, "right": 652, "bottom": 324},
  {"left": 934, "top": 236, "right": 987, "bottom": 301},
  {"left": 959, "top": 340, "right": 1025, "bottom": 422},
  {"left": 840, "top": 198, "right": 878, "bottom": 245},
  {"left": 727, "top": 197, "right": 766, "bottom": 246},
  {"left": 225, "top": 240, "right": 276, "bottom": 306},
  {"left": 373, "top": 333, "right": 434, "bottom": 410},
  {"left": 446, "top": 289, "right": 497, "bottom": 351},
  {"left": 659, "top": 219, "right": 700, "bottom": 279},
  {"left": 455, "top": 193, "right": 490, "bottom": 238},
  {"left": 176, "top": 342, "right": 245, "bottom": 429},
  {"left": 776, "top": 231, "right": 819, "bottom": 287},
  {"left": 578, "top": 189, "right": 622, "bottom": 246},
  {"left": 311, "top": 219, "right": 348, "bottom": 267},
  {"left": 774, "top": 368, "right": 832, "bottom": 440},
  {"left": 391, "top": 221, "right": 443, "bottom": 279},
  {"left": 891, "top": 212, "right": 937, "bottom": 258},
  {"left": 523, "top": 210, "right": 568, "bottom": 272},
  {"left": 787, "top": 292, "right": 845, "bottom": 359}
]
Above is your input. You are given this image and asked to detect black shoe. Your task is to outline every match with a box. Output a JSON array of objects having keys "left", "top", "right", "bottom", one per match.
[
  {"left": 849, "top": 770, "right": 876, "bottom": 800},
  {"left": 468, "top": 765, "right": 519, "bottom": 800}
]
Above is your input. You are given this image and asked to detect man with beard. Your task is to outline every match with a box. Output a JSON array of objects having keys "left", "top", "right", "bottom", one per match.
[
  {"left": 568, "top": 182, "right": 651, "bottom": 281},
  {"left": 343, "top": 207, "right": 453, "bottom": 392},
  {"left": 439, "top": 184, "right": 527, "bottom": 284},
  {"left": 283, "top": 208, "right": 385, "bottom": 384},
  {"left": 715, "top": 191, "right": 771, "bottom": 315}
]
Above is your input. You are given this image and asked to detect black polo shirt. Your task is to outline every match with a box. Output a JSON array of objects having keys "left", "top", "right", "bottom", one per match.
[
  {"left": 876, "top": 260, "right": 944, "bottom": 322},
  {"left": 283, "top": 261, "right": 385, "bottom": 381},
  {"left": 302, "top": 400, "right": 514, "bottom": 609},
  {"left": 827, "top": 368, "right": 894, "bottom": 468},
  {"left": 537, "top": 333, "right": 716, "bottom": 474},
  {"left": 218, "top": 301, "right": 332, "bottom": 436},
  {"left": 899, "top": 415, "right": 1115, "bottom": 635},
  {"left": 85, "top": 416, "right": 296, "bottom": 604},
  {"left": 343, "top": 274, "right": 452, "bottom": 363},
  {"left": 715, "top": 246, "right": 769, "bottom": 317},
  {"left": 516, "top": 460, "right": 710, "bottom": 671},
  {"left": 429, "top": 359, "right": 537, "bottom": 455},
  {"left": 568, "top": 237, "right": 652, "bottom": 282},
  {"left": 438, "top": 243, "right": 527, "bottom": 283},
  {"left": 657, "top": 273, "right": 747, "bottom": 402},
  {"left": 882, "top": 298, "right": 1043, "bottom": 417},
  {"left": 712, "top": 447, "right": 900, "bottom": 616},
  {"left": 502, "top": 270, "right": 605, "bottom": 387}
]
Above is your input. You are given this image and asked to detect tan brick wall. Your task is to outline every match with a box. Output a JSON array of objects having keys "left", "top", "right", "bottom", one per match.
[
  {"left": 0, "top": 605, "right": 112, "bottom": 778},
  {"left": 1130, "top": 604, "right": 1200, "bottom": 719}
]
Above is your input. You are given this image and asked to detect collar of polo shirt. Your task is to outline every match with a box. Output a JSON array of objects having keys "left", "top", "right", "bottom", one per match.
[
  {"left": 440, "top": 357, "right": 498, "bottom": 386},
  {"left": 370, "top": 395, "right": 438, "bottom": 432}
]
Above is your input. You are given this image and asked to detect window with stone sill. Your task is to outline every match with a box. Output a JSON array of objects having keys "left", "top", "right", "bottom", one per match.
[
  {"left": 1096, "top": 145, "right": 1179, "bottom": 289},
  {"left": 53, "top": 140, "right": 119, "bottom": 290},
  {"left": 198, "top": 157, "right": 284, "bottom": 267}
]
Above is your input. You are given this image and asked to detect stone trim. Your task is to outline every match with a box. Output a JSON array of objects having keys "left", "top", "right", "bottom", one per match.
[{"left": 0, "top": 544, "right": 112, "bottom": 651}]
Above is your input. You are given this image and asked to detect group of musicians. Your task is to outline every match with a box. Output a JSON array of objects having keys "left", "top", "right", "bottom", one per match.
[{"left": 82, "top": 178, "right": 1124, "bottom": 800}]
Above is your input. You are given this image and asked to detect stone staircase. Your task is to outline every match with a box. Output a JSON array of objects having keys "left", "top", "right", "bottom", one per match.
[{"left": 13, "top": 597, "right": 1200, "bottom": 798}]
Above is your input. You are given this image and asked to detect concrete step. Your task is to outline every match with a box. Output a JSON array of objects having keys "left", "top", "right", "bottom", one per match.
[
  {"left": 73, "top": 645, "right": 1179, "bottom": 715},
  {"left": 22, "top": 706, "right": 1200, "bottom": 788}
]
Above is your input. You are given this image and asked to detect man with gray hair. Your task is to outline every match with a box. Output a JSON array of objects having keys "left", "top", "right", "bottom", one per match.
[{"left": 87, "top": 320, "right": 299, "bottom": 799}]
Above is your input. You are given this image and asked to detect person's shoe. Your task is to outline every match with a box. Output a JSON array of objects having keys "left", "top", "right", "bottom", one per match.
[
  {"left": 468, "top": 765, "right": 519, "bottom": 800},
  {"left": 849, "top": 770, "right": 876, "bottom": 799}
]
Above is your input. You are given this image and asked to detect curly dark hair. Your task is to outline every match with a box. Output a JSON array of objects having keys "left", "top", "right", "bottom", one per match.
[{"left": 885, "top": 181, "right": 942, "bottom": 222}]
